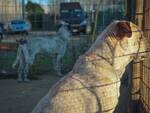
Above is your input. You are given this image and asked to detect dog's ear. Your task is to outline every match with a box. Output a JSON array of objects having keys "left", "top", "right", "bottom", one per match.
[
  {"left": 16, "top": 39, "right": 27, "bottom": 45},
  {"left": 116, "top": 21, "right": 132, "bottom": 40}
]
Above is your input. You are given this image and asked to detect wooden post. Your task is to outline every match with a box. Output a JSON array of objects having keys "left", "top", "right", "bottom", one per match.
[
  {"left": 22, "top": 0, "right": 25, "bottom": 19},
  {"left": 129, "top": 61, "right": 141, "bottom": 113},
  {"left": 130, "top": 0, "right": 144, "bottom": 113}
]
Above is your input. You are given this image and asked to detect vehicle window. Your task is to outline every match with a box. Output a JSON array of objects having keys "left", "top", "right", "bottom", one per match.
[
  {"left": 61, "top": 10, "right": 69, "bottom": 13},
  {"left": 11, "top": 21, "right": 25, "bottom": 25},
  {"left": 74, "top": 9, "right": 81, "bottom": 12},
  {"left": 71, "top": 9, "right": 83, "bottom": 17},
  {"left": 61, "top": 9, "right": 84, "bottom": 18},
  {"left": 61, "top": 10, "right": 70, "bottom": 18}
]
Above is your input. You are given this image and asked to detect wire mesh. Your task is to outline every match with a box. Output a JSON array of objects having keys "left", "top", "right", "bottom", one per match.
[
  {"left": 0, "top": 0, "right": 150, "bottom": 113},
  {"left": 139, "top": 59, "right": 150, "bottom": 113},
  {"left": 0, "top": 0, "right": 127, "bottom": 76},
  {"left": 139, "top": 0, "right": 150, "bottom": 113}
]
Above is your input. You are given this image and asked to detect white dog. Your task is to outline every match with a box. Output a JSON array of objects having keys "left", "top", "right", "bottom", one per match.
[
  {"left": 12, "top": 25, "right": 70, "bottom": 82},
  {"left": 31, "top": 20, "right": 149, "bottom": 113}
]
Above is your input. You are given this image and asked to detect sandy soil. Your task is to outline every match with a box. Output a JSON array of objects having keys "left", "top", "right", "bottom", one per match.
[{"left": 0, "top": 74, "right": 61, "bottom": 113}]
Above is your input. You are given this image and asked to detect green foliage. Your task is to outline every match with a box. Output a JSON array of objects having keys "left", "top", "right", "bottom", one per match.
[
  {"left": 32, "top": 55, "right": 53, "bottom": 69},
  {"left": 0, "top": 37, "right": 90, "bottom": 75},
  {"left": 26, "top": 1, "right": 44, "bottom": 14},
  {"left": 0, "top": 55, "right": 16, "bottom": 71}
]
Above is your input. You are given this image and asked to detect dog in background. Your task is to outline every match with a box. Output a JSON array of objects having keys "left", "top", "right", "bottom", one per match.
[{"left": 12, "top": 25, "right": 70, "bottom": 82}]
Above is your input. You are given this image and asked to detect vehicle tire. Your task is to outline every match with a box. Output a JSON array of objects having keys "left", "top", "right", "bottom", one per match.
[
  {"left": 24, "top": 31, "right": 29, "bottom": 35},
  {"left": 0, "top": 33, "right": 3, "bottom": 40}
]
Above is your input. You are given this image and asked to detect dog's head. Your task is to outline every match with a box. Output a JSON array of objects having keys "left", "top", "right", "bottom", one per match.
[
  {"left": 113, "top": 20, "right": 149, "bottom": 59},
  {"left": 57, "top": 24, "right": 71, "bottom": 41},
  {"left": 16, "top": 39, "right": 27, "bottom": 45}
]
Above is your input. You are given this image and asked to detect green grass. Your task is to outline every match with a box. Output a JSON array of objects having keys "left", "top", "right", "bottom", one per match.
[
  {"left": 0, "top": 53, "right": 76, "bottom": 74},
  {"left": 0, "top": 55, "right": 16, "bottom": 71},
  {"left": 32, "top": 55, "right": 53, "bottom": 73},
  {"left": 0, "top": 40, "right": 89, "bottom": 74}
]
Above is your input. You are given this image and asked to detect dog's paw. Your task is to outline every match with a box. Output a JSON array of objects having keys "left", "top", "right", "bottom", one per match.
[
  {"left": 12, "top": 64, "right": 16, "bottom": 69},
  {"left": 24, "top": 78, "right": 31, "bottom": 82},
  {"left": 17, "top": 78, "right": 23, "bottom": 83}
]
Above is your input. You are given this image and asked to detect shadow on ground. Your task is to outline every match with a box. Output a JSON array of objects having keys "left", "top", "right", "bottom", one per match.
[{"left": 0, "top": 73, "right": 61, "bottom": 113}]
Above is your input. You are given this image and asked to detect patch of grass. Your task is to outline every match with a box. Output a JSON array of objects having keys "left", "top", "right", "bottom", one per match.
[
  {"left": 0, "top": 39, "right": 90, "bottom": 75},
  {"left": 0, "top": 53, "right": 76, "bottom": 75},
  {"left": 0, "top": 55, "right": 16, "bottom": 71},
  {"left": 32, "top": 56, "right": 53, "bottom": 73}
]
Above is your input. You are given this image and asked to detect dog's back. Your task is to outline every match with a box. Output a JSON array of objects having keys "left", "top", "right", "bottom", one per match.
[
  {"left": 12, "top": 25, "right": 70, "bottom": 81},
  {"left": 31, "top": 20, "right": 149, "bottom": 113}
]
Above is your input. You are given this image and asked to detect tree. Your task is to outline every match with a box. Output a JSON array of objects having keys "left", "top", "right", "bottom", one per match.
[{"left": 26, "top": 1, "right": 44, "bottom": 14}]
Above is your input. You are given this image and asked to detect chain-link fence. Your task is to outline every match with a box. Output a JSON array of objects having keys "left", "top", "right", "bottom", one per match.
[
  {"left": 0, "top": 0, "right": 128, "bottom": 75},
  {"left": 0, "top": 0, "right": 22, "bottom": 23},
  {"left": 140, "top": 59, "right": 150, "bottom": 113},
  {"left": 139, "top": 0, "right": 150, "bottom": 112},
  {"left": 0, "top": 0, "right": 127, "bottom": 31},
  {"left": 129, "top": 0, "right": 150, "bottom": 113},
  {"left": 0, "top": 0, "right": 150, "bottom": 113}
]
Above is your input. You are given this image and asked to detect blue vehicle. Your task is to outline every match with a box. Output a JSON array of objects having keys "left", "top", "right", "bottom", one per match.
[
  {"left": 6, "top": 20, "right": 31, "bottom": 34},
  {"left": 60, "top": 2, "right": 87, "bottom": 34}
]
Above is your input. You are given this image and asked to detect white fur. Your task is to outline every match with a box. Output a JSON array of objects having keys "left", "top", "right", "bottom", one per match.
[
  {"left": 12, "top": 26, "right": 70, "bottom": 82},
  {"left": 30, "top": 21, "right": 149, "bottom": 113}
]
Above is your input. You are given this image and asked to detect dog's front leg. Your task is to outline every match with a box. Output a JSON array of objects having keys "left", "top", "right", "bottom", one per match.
[
  {"left": 56, "top": 54, "right": 63, "bottom": 76},
  {"left": 23, "top": 63, "right": 31, "bottom": 82},
  {"left": 52, "top": 54, "right": 57, "bottom": 71},
  {"left": 17, "top": 60, "right": 24, "bottom": 82}
]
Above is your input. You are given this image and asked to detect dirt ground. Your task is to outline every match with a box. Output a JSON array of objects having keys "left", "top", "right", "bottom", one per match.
[
  {"left": 0, "top": 32, "right": 90, "bottom": 113},
  {"left": 0, "top": 74, "right": 61, "bottom": 113},
  {"left": 0, "top": 32, "right": 91, "bottom": 113}
]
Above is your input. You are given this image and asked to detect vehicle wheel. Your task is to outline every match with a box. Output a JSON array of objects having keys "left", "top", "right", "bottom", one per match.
[
  {"left": 24, "top": 31, "right": 29, "bottom": 35},
  {"left": 0, "top": 34, "right": 3, "bottom": 39},
  {"left": 80, "top": 30, "right": 86, "bottom": 35}
]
